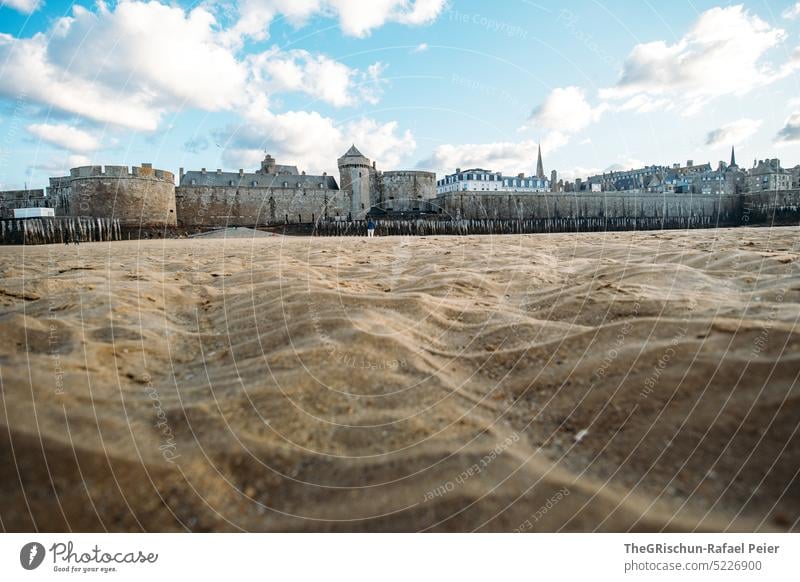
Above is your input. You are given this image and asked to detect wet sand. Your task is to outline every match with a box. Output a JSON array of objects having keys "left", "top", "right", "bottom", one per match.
[{"left": 1, "top": 227, "right": 799, "bottom": 531}]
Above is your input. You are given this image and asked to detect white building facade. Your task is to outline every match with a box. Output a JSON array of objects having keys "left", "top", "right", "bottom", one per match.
[{"left": 437, "top": 168, "right": 550, "bottom": 194}]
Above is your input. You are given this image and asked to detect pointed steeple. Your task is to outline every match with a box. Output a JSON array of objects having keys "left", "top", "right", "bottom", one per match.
[
  {"left": 536, "top": 143, "right": 545, "bottom": 179},
  {"left": 730, "top": 146, "right": 737, "bottom": 168}
]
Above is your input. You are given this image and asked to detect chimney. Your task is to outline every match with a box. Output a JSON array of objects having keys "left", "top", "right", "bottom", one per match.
[
  {"left": 179, "top": 167, "right": 184, "bottom": 182},
  {"left": 238, "top": 169, "right": 244, "bottom": 177},
  {"left": 216, "top": 168, "right": 222, "bottom": 175},
  {"left": 201, "top": 168, "right": 206, "bottom": 175},
  {"left": 687, "top": 160, "right": 693, "bottom": 167}
]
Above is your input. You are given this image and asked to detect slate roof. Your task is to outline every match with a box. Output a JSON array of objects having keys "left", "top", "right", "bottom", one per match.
[
  {"left": 342, "top": 144, "right": 363, "bottom": 157},
  {"left": 180, "top": 171, "right": 339, "bottom": 190},
  {"left": 267, "top": 165, "right": 300, "bottom": 175}
]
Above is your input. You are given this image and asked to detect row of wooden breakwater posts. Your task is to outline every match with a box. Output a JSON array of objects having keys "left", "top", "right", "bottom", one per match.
[
  {"left": 313, "top": 215, "right": 731, "bottom": 236},
  {"left": 1, "top": 214, "right": 734, "bottom": 244},
  {"left": 0, "top": 217, "right": 123, "bottom": 245}
]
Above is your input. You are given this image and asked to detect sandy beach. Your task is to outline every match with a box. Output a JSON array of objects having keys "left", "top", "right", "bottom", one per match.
[{"left": 1, "top": 227, "right": 798, "bottom": 532}]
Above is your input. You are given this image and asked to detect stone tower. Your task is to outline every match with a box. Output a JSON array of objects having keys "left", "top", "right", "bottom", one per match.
[
  {"left": 338, "top": 145, "right": 372, "bottom": 219},
  {"left": 536, "top": 144, "right": 545, "bottom": 179},
  {"left": 260, "top": 154, "right": 277, "bottom": 174}
]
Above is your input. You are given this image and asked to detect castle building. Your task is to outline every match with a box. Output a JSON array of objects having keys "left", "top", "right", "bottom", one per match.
[
  {"left": 337, "top": 145, "right": 374, "bottom": 219},
  {"left": 47, "top": 164, "right": 176, "bottom": 226},
  {"left": 337, "top": 145, "right": 436, "bottom": 217},
  {"left": 176, "top": 155, "right": 345, "bottom": 227}
]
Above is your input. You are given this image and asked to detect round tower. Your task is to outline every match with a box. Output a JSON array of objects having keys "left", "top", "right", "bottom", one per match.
[
  {"left": 53, "top": 163, "right": 176, "bottom": 227},
  {"left": 337, "top": 145, "right": 372, "bottom": 219}
]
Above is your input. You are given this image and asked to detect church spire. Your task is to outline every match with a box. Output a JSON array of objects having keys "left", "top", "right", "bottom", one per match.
[
  {"left": 730, "top": 145, "right": 737, "bottom": 168},
  {"left": 536, "top": 143, "right": 545, "bottom": 179}
]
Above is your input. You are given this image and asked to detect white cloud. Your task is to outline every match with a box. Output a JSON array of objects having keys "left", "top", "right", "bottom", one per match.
[
  {"left": 346, "top": 118, "right": 416, "bottom": 168},
  {"left": 47, "top": 2, "right": 249, "bottom": 111},
  {"left": 218, "top": 103, "right": 416, "bottom": 174},
  {"left": 222, "top": 0, "right": 446, "bottom": 43},
  {"left": 776, "top": 111, "right": 800, "bottom": 144},
  {"left": 27, "top": 123, "right": 101, "bottom": 153},
  {"left": 0, "top": 2, "right": 248, "bottom": 130},
  {"left": 27, "top": 154, "right": 92, "bottom": 179},
  {"left": 250, "top": 49, "right": 386, "bottom": 107},
  {"left": 616, "top": 94, "right": 673, "bottom": 114},
  {"left": 0, "top": 32, "right": 164, "bottom": 131},
  {"left": 0, "top": 0, "right": 40, "bottom": 14},
  {"left": 0, "top": 1, "right": 396, "bottom": 133},
  {"left": 417, "top": 134, "right": 565, "bottom": 176},
  {"left": 325, "top": 0, "right": 446, "bottom": 37},
  {"left": 559, "top": 166, "right": 602, "bottom": 182},
  {"left": 526, "top": 87, "right": 608, "bottom": 134},
  {"left": 412, "top": 42, "right": 429, "bottom": 53},
  {"left": 68, "top": 154, "right": 92, "bottom": 168},
  {"left": 604, "top": 159, "right": 646, "bottom": 173},
  {"left": 783, "top": 3, "right": 800, "bottom": 20},
  {"left": 601, "top": 6, "right": 796, "bottom": 115},
  {"left": 705, "top": 118, "right": 763, "bottom": 146},
  {"left": 219, "top": 0, "right": 322, "bottom": 46}
]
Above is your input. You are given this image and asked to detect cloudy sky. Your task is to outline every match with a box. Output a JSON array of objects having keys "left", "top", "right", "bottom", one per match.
[{"left": 0, "top": 0, "right": 799, "bottom": 189}]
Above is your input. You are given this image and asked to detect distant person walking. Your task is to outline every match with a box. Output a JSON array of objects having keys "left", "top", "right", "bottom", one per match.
[{"left": 367, "top": 220, "right": 375, "bottom": 238}]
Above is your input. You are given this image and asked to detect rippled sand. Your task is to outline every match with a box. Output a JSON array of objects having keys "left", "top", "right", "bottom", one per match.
[{"left": 1, "top": 227, "right": 799, "bottom": 532}]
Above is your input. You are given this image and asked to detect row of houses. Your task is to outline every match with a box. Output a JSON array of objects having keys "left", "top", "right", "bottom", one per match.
[{"left": 582, "top": 149, "right": 800, "bottom": 196}]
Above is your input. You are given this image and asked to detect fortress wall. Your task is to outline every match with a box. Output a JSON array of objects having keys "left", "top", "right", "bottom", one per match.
[
  {"left": 740, "top": 189, "right": 800, "bottom": 225},
  {"left": 434, "top": 192, "right": 742, "bottom": 223},
  {"left": 175, "top": 186, "right": 350, "bottom": 227},
  {"left": 378, "top": 171, "right": 437, "bottom": 212}
]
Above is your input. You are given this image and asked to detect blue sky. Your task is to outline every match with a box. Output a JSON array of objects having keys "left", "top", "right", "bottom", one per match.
[{"left": 0, "top": 0, "right": 799, "bottom": 190}]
